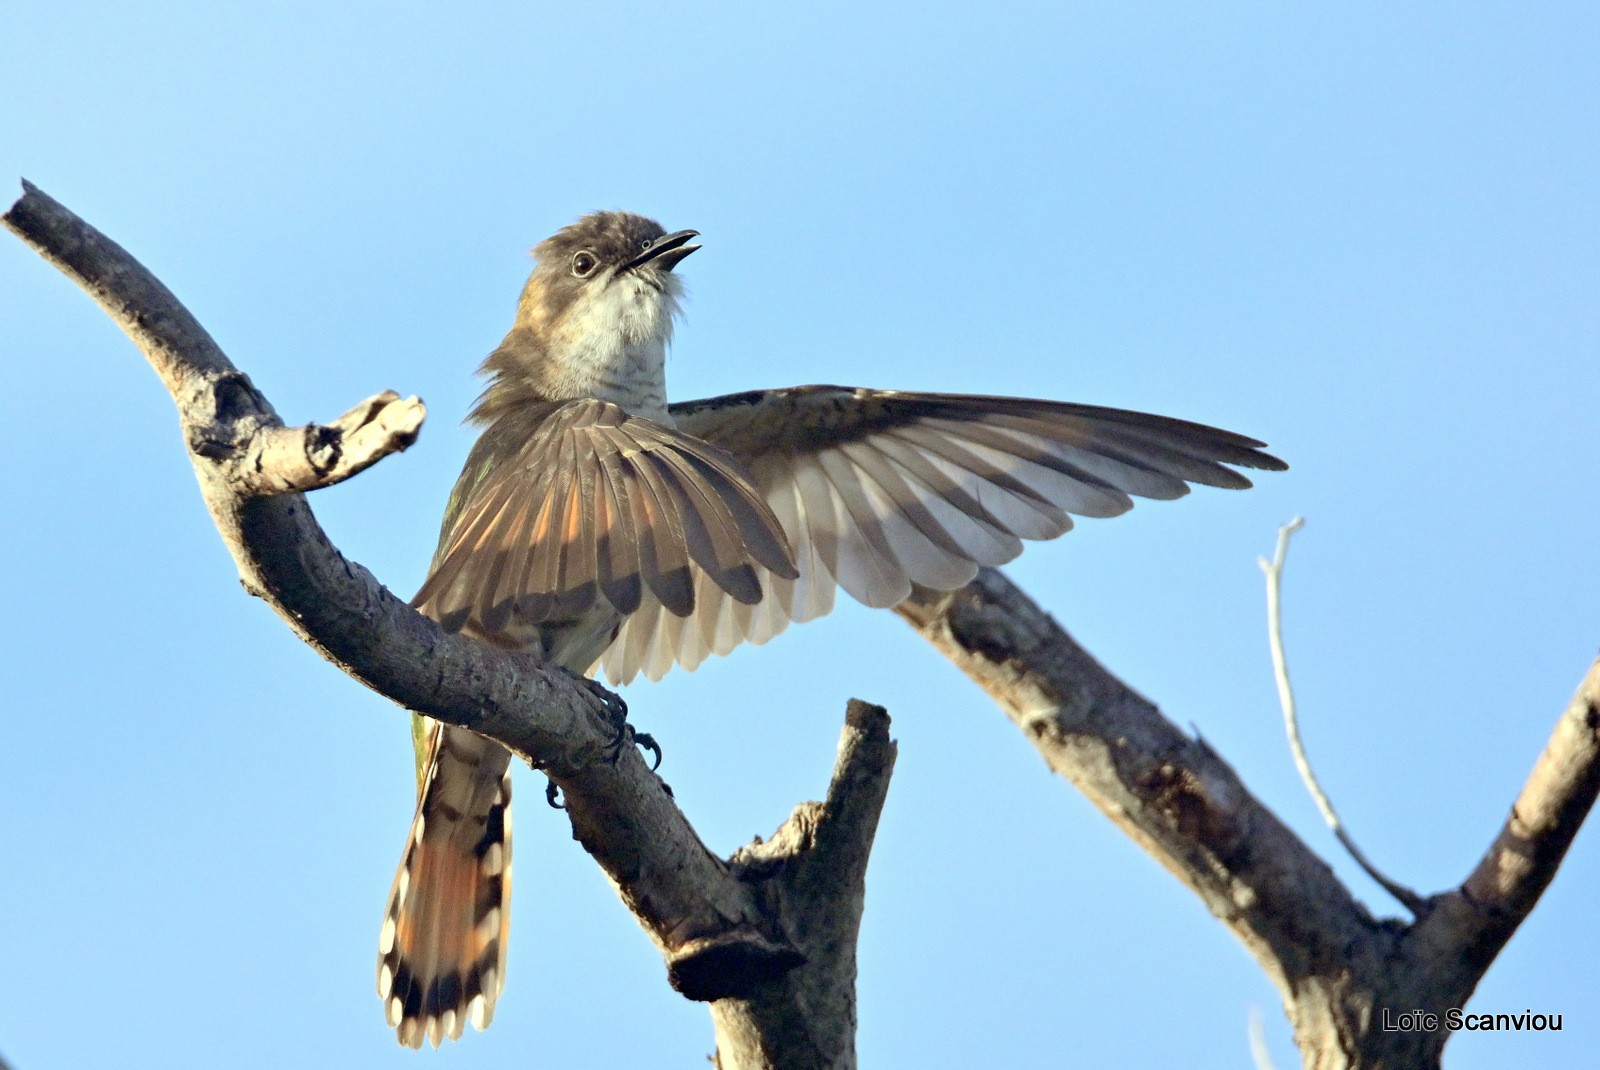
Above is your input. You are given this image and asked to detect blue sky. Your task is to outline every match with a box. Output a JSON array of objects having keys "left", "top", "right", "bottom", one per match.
[{"left": 2, "top": 3, "right": 1596, "bottom": 1066}]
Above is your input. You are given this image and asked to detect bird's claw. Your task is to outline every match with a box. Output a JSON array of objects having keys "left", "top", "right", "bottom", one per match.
[
  {"left": 582, "top": 678, "right": 663, "bottom": 770},
  {"left": 605, "top": 721, "right": 665, "bottom": 770},
  {"left": 545, "top": 777, "right": 565, "bottom": 809},
  {"left": 633, "top": 731, "right": 663, "bottom": 771},
  {"left": 583, "top": 677, "right": 629, "bottom": 729}
]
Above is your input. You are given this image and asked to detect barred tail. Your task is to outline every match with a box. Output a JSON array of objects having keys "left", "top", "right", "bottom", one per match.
[{"left": 377, "top": 721, "right": 513, "bottom": 1048}]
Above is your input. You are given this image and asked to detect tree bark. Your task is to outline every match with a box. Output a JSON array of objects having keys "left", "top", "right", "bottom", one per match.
[
  {"left": 895, "top": 572, "right": 1600, "bottom": 1068},
  {"left": 711, "top": 700, "right": 897, "bottom": 1070}
]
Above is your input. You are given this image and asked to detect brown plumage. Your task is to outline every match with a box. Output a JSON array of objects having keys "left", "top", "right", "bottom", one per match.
[
  {"left": 598, "top": 386, "right": 1284, "bottom": 682},
  {"left": 377, "top": 727, "right": 510, "bottom": 1048},
  {"left": 378, "top": 211, "right": 1286, "bottom": 1046},
  {"left": 412, "top": 398, "right": 798, "bottom": 630}
]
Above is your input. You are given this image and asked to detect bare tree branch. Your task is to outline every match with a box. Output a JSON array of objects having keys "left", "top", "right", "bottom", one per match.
[
  {"left": 894, "top": 571, "right": 1380, "bottom": 1006},
  {"left": 233, "top": 389, "right": 427, "bottom": 495},
  {"left": 1259, "top": 518, "right": 1427, "bottom": 915},
  {"left": 3, "top": 181, "right": 898, "bottom": 1060},
  {"left": 1248, "top": 1007, "right": 1278, "bottom": 1070},
  {"left": 712, "top": 699, "right": 897, "bottom": 1070},
  {"left": 1458, "top": 656, "right": 1600, "bottom": 930},
  {"left": 1405, "top": 656, "right": 1600, "bottom": 1001},
  {"left": 895, "top": 567, "right": 1600, "bottom": 1068}
]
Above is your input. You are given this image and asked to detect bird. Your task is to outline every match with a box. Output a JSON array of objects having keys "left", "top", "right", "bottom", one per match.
[{"left": 375, "top": 210, "right": 1286, "bottom": 1047}]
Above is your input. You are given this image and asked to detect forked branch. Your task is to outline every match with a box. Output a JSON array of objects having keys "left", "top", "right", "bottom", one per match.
[{"left": 896, "top": 567, "right": 1600, "bottom": 1068}]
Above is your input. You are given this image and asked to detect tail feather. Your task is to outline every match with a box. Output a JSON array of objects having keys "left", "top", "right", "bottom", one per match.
[{"left": 378, "top": 721, "right": 513, "bottom": 1048}]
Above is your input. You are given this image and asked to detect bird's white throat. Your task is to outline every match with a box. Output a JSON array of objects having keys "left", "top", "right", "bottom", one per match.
[{"left": 546, "top": 270, "right": 683, "bottom": 422}]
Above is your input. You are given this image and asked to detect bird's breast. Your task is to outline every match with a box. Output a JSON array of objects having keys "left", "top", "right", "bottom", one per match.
[{"left": 545, "top": 278, "right": 677, "bottom": 422}]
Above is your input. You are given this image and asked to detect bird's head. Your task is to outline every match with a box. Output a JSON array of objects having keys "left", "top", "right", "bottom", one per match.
[
  {"left": 474, "top": 212, "right": 700, "bottom": 420},
  {"left": 516, "top": 211, "right": 699, "bottom": 347}
]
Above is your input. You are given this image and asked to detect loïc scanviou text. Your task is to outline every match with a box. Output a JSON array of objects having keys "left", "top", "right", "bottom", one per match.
[{"left": 1381, "top": 1008, "right": 1563, "bottom": 1032}]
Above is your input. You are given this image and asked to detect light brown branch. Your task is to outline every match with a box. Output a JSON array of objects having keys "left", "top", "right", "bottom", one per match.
[
  {"left": 1459, "top": 656, "right": 1600, "bottom": 921},
  {"left": 232, "top": 390, "right": 427, "bottom": 495},
  {"left": 1407, "top": 657, "right": 1600, "bottom": 992},
  {"left": 1259, "top": 518, "right": 1426, "bottom": 915}
]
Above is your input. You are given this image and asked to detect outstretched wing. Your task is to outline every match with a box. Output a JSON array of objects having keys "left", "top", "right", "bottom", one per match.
[
  {"left": 413, "top": 398, "right": 796, "bottom": 640},
  {"left": 597, "top": 385, "right": 1284, "bottom": 684}
]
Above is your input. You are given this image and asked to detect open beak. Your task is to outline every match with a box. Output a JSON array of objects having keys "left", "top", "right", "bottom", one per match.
[{"left": 623, "top": 229, "right": 700, "bottom": 273}]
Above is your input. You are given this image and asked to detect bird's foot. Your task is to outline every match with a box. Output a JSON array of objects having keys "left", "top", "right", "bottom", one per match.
[
  {"left": 582, "top": 677, "right": 663, "bottom": 770},
  {"left": 582, "top": 675, "right": 630, "bottom": 726},
  {"left": 545, "top": 777, "right": 565, "bottom": 809}
]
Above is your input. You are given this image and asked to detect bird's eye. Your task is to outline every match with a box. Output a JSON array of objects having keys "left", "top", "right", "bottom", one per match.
[
  {"left": 571, "top": 251, "right": 598, "bottom": 277},
  {"left": 638, "top": 238, "right": 654, "bottom": 252}
]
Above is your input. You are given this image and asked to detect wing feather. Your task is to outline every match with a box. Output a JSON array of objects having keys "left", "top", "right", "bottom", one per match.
[
  {"left": 653, "top": 451, "right": 764, "bottom": 605},
  {"left": 765, "top": 460, "right": 835, "bottom": 624},
  {"left": 553, "top": 450, "right": 599, "bottom": 618},
  {"left": 618, "top": 438, "right": 696, "bottom": 618},
  {"left": 645, "top": 599, "right": 685, "bottom": 682},
  {"left": 829, "top": 443, "right": 980, "bottom": 590},
  {"left": 422, "top": 387, "right": 1282, "bottom": 684},
  {"left": 412, "top": 400, "right": 794, "bottom": 649},
  {"left": 675, "top": 450, "right": 798, "bottom": 579},
  {"left": 894, "top": 425, "right": 1078, "bottom": 539},
  {"left": 600, "top": 385, "right": 1284, "bottom": 680},
  {"left": 856, "top": 435, "right": 1024, "bottom": 565},
  {"left": 517, "top": 432, "right": 576, "bottom": 627},
  {"left": 591, "top": 451, "right": 643, "bottom": 615},
  {"left": 450, "top": 490, "right": 529, "bottom": 634},
  {"left": 479, "top": 487, "right": 540, "bottom": 634}
]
